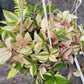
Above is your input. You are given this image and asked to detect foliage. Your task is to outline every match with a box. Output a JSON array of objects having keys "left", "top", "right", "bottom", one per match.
[
  {"left": 0, "top": 1, "right": 83, "bottom": 84},
  {"left": 13, "top": 0, "right": 28, "bottom": 14}
]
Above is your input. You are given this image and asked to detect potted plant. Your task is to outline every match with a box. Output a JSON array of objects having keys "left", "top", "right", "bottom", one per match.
[{"left": 0, "top": 0, "right": 83, "bottom": 84}]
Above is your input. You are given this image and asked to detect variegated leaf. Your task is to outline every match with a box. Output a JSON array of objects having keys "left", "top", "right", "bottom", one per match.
[
  {"left": 36, "top": 13, "right": 41, "bottom": 24},
  {"left": 3, "top": 10, "right": 18, "bottom": 22},
  {"left": 68, "top": 55, "right": 74, "bottom": 64},
  {"left": 35, "top": 42, "right": 43, "bottom": 54},
  {"left": 41, "top": 18, "right": 47, "bottom": 32},
  {"left": 73, "top": 70, "right": 80, "bottom": 77},
  {"left": 49, "top": 55, "right": 57, "bottom": 62},
  {"left": 34, "top": 31, "right": 42, "bottom": 43},
  {"left": 0, "top": 47, "right": 12, "bottom": 64},
  {"left": 17, "top": 46, "right": 32, "bottom": 55},
  {"left": 79, "top": 34, "right": 84, "bottom": 41},
  {"left": 36, "top": 52, "right": 48, "bottom": 62},
  {"left": 63, "top": 11, "right": 69, "bottom": 20},
  {"left": 50, "top": 48, "right": 59, "bottom": 57},
  {"left": 30, "top": 64, "right": 37, "bottom": 77},
  {"left": 24, "top": 32, "right": 32, "bottom": 43},
  {"left": 5, "top": 37, "right": 11, "bottom": 50},
  {"left": 39, "top": 67, "right": 47, "bottom": 79}
]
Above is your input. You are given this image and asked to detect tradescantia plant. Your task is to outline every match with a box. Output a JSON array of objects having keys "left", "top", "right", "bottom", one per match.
[{"left": 0, "top": 0, "right": 83, "bottom": 84}]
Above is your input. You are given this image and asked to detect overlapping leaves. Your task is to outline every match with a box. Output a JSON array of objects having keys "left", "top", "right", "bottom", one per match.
[{"left": 0, "top": 1, "right": 83, "bottom": 84}]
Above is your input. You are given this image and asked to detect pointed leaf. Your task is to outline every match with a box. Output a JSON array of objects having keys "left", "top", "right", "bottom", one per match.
[
  {"left": 30, "top": 64, "right": 37, "bottom": 77},
  {"left": 49, "top": 55, "right": 57, "bottom": 62},
  {"left": 3, "top": 10, "right": 18, "bottom": 22},
  {"left": 7, "top": 68, "right": 17, "bottom": 79},
  {"left": 0, "top": 47, "right": 12, "bottom": 64},
  {"left": 58, "top": 35, "right": 70, "bottom": 42},
  {"left": 39, "top": 67, "right": 47, "bottom": 79},
  {"left": 17, "top": 46, "right": 32, "bottom": 55},
  {"left": 54, "top": 63, "right": 66, "bottom": 72},
  {"left": 68, "top": 55, "right": 73, "bottom": 64},
  {"left": 5, "top": 37, "right": 11, "bottom": 50},
  {"left": 24, "top": 32, "right": 32, "bottom": 42},
  {"left": 6, "top": 30, "right": 16, "bottom": 38},
  {"left": 35, "top": 42, "right": 43, "bottom": 54},
  {"left": 36, "top": 75, "right": 43, "bottom": 84},
  {"left": 41, "top": 18, "right": 47, "bottom": 32},
  {"left": 55, "top": 75, "right": 70, "bottom": 84},
  {"left": 2, "top": 31, "right": 6, "bottom": 41},
  {"left": 36, "top": 52, "right": 48, "bottom": 62},
  {"left": 73, "top": 70, "right": 80, "bottom": 77},
  {"left": 34, "top": 31, "right": 42, "bottom": 43},
  {"left": 36, "top": 13, "right": 41, "bottom": 24},
  {"left": 46, "top": 78, "right": 56, "bottom": 84}
]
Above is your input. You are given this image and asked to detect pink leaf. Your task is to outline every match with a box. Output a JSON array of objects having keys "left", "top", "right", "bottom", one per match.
[
  {"left": 62, "top": 20, "right": 71, "bottom": 28},
  {"left": 63, "top": 49, "right": 72, "bottom": 60}
]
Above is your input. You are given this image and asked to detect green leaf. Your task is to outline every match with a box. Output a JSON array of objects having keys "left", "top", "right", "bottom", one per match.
[
  {"left": 23, "top": 71, "right": 29, "bottom": 76},
  {"left": 54, "top": 29, "right": 58, "bottom": 36},
  {"left": 79, "top": 34, "right": 84, "bottom": 42},
  {"left": 24, "top": 56, "right": 34, "bottom": 64},
  {"left": 14, "top": 63, "right": 23, "bottom": 72},
  {"left": 46, "top": 78, "right": 56, "bottom": 84},
  {"left": 39, "top": 32, "right": 45, "bottom": 41},
  {"left": 46, "top": 1, "right": 54, "bottom": 13},
  {"left": 43, "top": 71, "right": 54, "bottom": 80},
  {"left": 43, "top": 73, "right": 52, "bottom": 80},
  {"left": 0, "top": 44, "right": 6, "bottom": 48},
  {"left": 31, "top": 40, "right": 36, "bottom": 49},
  {"left": 0, "top": 29, "right": 4, "bottom": 35},
  {"left": 6, "top": 30, "right": 16, "bottom": 38},
  {"left": 34, "top": 2, "right": 41, "bottom": 10},
  {"left": 58, "top": 35, "right": 70, "bottom": 41},
  {"left": 38, "top": 52, "right": 48, "bottom": 56},
  {"left": 25, "top": 14, "right": 34, "bottom": 18},
  {"left": 0, "top": 21, "right": 7, "bottom": 24},
  {"left": 54, "top": 63, "right": 66, "bottom": 72},
  {"left": 55, "top": 75, "right": 70, "bottom": 84},
  {"left": 58, "top": 28, "right": 65, "bottom": 36},
  {"left": 46, "top": 5, "right": 49, "bottom": 13},
  {"left": 51, "top": 1, "right": 55, "bottom": 12},
  {"left": 7, "top": 21, "right": 17, "bottom": 26}
]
